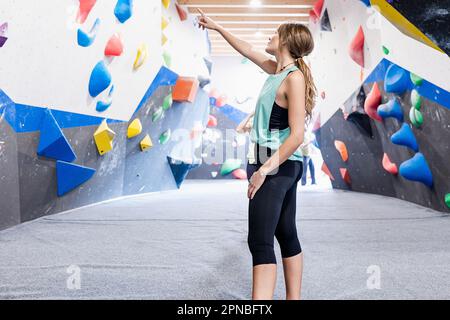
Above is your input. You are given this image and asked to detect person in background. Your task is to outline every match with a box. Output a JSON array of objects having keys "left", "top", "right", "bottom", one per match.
[
  {"left": 299, "top": 130, "right": 316, "bottom": 185},
  {"left": 236, "top": 110, "right": 256, "bottom": 165}
]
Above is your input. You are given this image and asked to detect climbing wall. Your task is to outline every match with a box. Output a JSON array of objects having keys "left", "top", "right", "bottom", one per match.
[
  {"left": 310, "top": 0, "right": 450, "bottom": 212},
  {"left": 0, "top": 1, "right": 213, "bottom": 230}
]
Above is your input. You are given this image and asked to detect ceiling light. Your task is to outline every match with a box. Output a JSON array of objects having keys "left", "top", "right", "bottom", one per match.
[{"left": 250, "top": 0, "right": 262, "bottom": 7}]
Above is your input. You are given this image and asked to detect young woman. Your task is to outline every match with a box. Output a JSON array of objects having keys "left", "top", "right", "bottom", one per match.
[{"left": 197, "top": 9, "right": 317, "bottom": 300}]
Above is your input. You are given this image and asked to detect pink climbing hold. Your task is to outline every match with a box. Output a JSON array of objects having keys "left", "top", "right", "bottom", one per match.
[
  {"left": 232, "top": 168, "right": 247, "bottom": 180},
  {"left": 313, "top": 0, "right": 324, "bottom": 17},
  {"left": 321, "top": 162, "right": 335, "bottom": 181},
  {"left": 105, "top": 33, "right": 123, "bottom": 57},
  {"left": 340, "top": 168, "right": 351, "bottom": 185},
  {"left": 175, "top": 3, "right": 188, "bottom": 21},
  {"left": 77, "top": 0, "right": 97, "bottom": 24},
  {"left": 364, "top": 82, "right": 382, "bottom": 122},
  {"left": 207, "top": 115, "right": 217, "bottom": 127},
  {"left": 349, "top": 26, "right": 365, "bottom": 68},
  {"left": 382, "top": 153, "right": 398, "bottom": 175}
]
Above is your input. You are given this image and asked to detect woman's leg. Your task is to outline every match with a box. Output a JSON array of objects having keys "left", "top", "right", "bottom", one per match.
[
  {"left": 309, "top": 158, "right": 316, "bottom": 184},
  {"left": 301, "top": 156, "right": 309, "bottom": 185}
]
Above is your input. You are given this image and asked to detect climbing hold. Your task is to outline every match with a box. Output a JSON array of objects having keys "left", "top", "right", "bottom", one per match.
[
  {"left": 162, "top": 0, "right": 171, "bottom": 9},
  {"left": 382, "top": 153, "right": 398, "bottom": 175},
  {"left": 159, "top": 129, "right": 171, "bottom": 144},
  {"left": 321, "top": 162, "right": 335, "bottom": 181},
  {"left": 77, "top": 0, "right": 97, "bottom": 24},
  {"left": 0, "top": 22, "right": 8, "bottom": 47},
  {"left": 391, "top": 123, "right": 418, "bottom": 152},
  {"left": 162, "top": 93, "right": 173, "bottom": 110},
  {"left": 320, "top": 91, "right": 326, "bottom": 99},
  {"left": 96, "top": 85, "right": 114, "bottom": 112},
  {"left": 232, "top": 168, "right": 247, "bottom": 180},
  {"left": 399, "top": 153, "right": 433, "bottom": 188},
  {"left": 77, "top": 18, "right": 100, "bottom": 47},
  {"left": 175, "top": 3, "right": 188, "bottom": 21},
  {"left": 127, "top": 118, "right": 142, "bottom": 138},
  {"left": 410, "top": 73, "right": 423, "bottom": 86},
  {"left": 161, "top": 16, "right": 169, "bottom": 30},
  {"left": 162, "top": 33, "right": 168, "bottom": 46},
  {"left": 382, "top": 45, "right": 390, "bottom": 55},
  {"left": 152, "top": 107, "right": 164, "bottom": 122},
  {"left": 207, "top": 115, "right": 217, "bottom": 127},
  {"left": 172, "top": 77, "right": 199, "bottom": 103},
  {"left": 104, "top": 33, "right": 123, "bottom": 57},
  {"left": 377, "top": 98, "right": 404, "bottom": 122},
  {"left": 198, "top": 75, "right": 211, "bottom": 88},
  {"left": 93, "top": 119, "right": 115, "bottom": 155},
  {"left": 409, "top": 107, "right": 424, "bottom": 128},
  {"left": 348, "top": 26, "right": 365, "bottom": 68},
  {"left": 220, "top": 159, "right": 242, "bottom": 176},
  {"left": 162, "top": 51, "right": 172, "bottom": 67},
  {"left": 334, "top": 140, "right": 348, "bottom": 162},
  {"left": 445, "top": 193, "right": 450, "bottom": 209},
  {"left": 114, "top": 0, "right": 133, "bottom": 24},
  {"left": 384, "top": 64, "right": 410, "bottom": 94},
  {"left": 167, "top": 156, "right": 199, "bottom": 189},
  {"left": 56, "top": 160, "right": 96, "bottom": 197},
  {"left": 410, "top": 89, "right": 421, "bottom": 110},
  {"left": 320, "top": 9, "right": 332, "bottom": 32},
  {"left": 340, "top": 168, "right": 351, "bottom": 185},
  {"left": 89, "top": 61, "right": 112, "bottom": 97},
  {"left": 309, "top": 10, "right": 319, "bottom": 23},
  {"left": 133, "top": 43, "right": 148, "bottom": 70},
  {"left": 140, "top": 134, "right": 153, "bottom": 151},
  {"left": 215, "top": 95, "right": 227, "bottom": 107},
  {"left": 364, "top": 82, "right": 382, "bottom": 122},
  {"left": 313, "top": 0, "right": 324, "bottom": 17},
  {"left": 203, "top": 57, "right": 213, "bottom": 75},
  {"left": 360, "top": 0, "right": 371, "bottom": 6},
  {"left": 37, "top": 109, "right": 77, "bottom": 162}
]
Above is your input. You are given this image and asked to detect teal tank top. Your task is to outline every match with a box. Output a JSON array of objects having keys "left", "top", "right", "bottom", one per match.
[{"left": 250, "top": 65, "right": 303, "bottom": 162}]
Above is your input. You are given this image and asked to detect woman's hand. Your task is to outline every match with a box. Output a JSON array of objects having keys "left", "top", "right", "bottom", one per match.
[
  {"left": 248, "top": 169, "right": 267, "bottom": 199},
  {"left": 196, "top": 8, "right": 221, "bottom": 31}
]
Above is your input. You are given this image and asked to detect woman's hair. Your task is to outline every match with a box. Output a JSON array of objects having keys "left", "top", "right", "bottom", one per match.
[{"left": 277, "top": 22, "right": 317, "bottom": 123}]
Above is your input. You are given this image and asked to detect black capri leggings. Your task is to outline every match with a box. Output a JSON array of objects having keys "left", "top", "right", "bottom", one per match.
[{"left": 246, "top": 144, "right": 303, "bottom": 266}]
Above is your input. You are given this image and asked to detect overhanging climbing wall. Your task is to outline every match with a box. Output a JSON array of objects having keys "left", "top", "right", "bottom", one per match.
[
  {"left": 309, "top": 0, "right": 450, "bottom": 212},
  {"left": 0, "top": 1, "right": 213, "bottom": 230}
]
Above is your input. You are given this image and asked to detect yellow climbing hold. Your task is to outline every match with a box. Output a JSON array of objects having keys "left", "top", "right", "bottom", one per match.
[
  {"left": 140, "top": 134, "right": 153, "bottom": 151},
  {"left": 162, "top": 33, "right": 168, "bottom": 46},
  {"left": 94, "top": 119, "right": 116, "bottom": 155},
  {"left": 133, "top": 43, "right": 148, "bottom": 70},
  {"left": 161, "top": 16, "right": 169, "bottom": 30},
  {"left": 162, "top": 0, "right": 171, "bottom": 9},
  {"left": 127, "top": 118, "right": 142, "bottom": 139}
]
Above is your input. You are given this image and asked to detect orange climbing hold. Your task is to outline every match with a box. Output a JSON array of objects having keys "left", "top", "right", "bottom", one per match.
[
  {"left": 340, "top": 168, "right": 351, "bottom": 184},
  {"left": 172, "top": 77, "right": 199, "bottom": 103},
  {"left": 207, "top": 115, "right": 217, "bottom": 127},
  {"left": 175, "top": 3, "right": 188, "bottom": 21},
  {"left": 349, "top": 26, "right": 365, "bottom": 68},
  {"left": 364, "top": 82, "right": 382, "bottom": 122},
  {"left": 334, "top": 140, "right": 348, "bottom": 162},
  {"left": 321, "top": 162, "right": 334, "bottom": 181},
  {"left": 382, "top": 153, "right": 398, "bottom": 175}
]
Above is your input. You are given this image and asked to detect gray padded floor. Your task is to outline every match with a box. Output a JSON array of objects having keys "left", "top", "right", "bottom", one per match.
[{"left": 1, "top": 180, "right": 450, "bottom": 299}]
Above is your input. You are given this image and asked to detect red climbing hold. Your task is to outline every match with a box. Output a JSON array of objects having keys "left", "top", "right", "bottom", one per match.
[
  {"left": 104, "top": 33, "right": 123, "bottom": 57},
  {"left": 321, "top": 162, "right": 335, "bottom": 181},
  {"left": 207, "top": 115, "right": 217, "bottom": 127},
  {"left": 340, "top": 168, "right": 351, "bottom": 185},
  {"left": 349, "top": 26, "right": 365, "bottom": 68},
  {"left": 175, "top": 3, "right": 188, "bottom": 21},
  {"left": 313, "top": 0, "right": 324, "bottom": 17},
  {"left": 364, "top": 82, "right": 382, "bottom": 122},
  {"left": 334, "top": 140, "right": 348, "bottom": 162},
  {"left": 382, "top": 153, "right": 398, "bottom": 175},
  {"left": 232, "top": 168, "right": 247, "bottom": 180},
  {"left": 309, "top": 10, "right": 319, "bottom": 23},
  {"left": 77, "top": 0, "right": 97, "bottom": 24}
]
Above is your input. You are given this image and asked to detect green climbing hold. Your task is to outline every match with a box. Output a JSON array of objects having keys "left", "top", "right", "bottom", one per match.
[
  {"left": 411, "top": 89, "right": 421, "bottom": 110},
  {"left": 241, "top": 57, "right": 249, "bottom": 64},
  {"left": 159, "top": 129, "right": 171, "bottom": 144},
  {"left": 410, "top": 73, "right": 423, "bottom": 86},
  {"left": 220, "top": 158, "right": 242, "bottom": 176},
  {"left": 409, "top": 107, "right": 423, "bottom": 128},
  {"left": 162, "top": 93, "right": 173, "bottom": 110},
  {"left": 152, "top": 106, "right": 164, "bottom": 122},
  {"left": 382, "top": 46, "right": 390, "bottom": 55},
  {"left": 445, "top": 193, "right": 450, "bottom": 209},
  {"left": 163, "top": 51, "right": 172, "bottom": 68}
]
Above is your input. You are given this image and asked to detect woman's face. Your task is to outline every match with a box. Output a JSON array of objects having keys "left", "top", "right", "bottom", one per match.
[{"left": 265, "top": 31, "right": 280, "bottom": 56}]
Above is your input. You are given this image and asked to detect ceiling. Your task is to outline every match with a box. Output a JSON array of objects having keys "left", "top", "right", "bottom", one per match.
[{"left": 178, "top": 0, "right": 315, "bottom": 56}]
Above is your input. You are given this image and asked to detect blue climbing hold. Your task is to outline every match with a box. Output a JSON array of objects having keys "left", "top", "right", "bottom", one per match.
[
  {"left": 399, "top": 153, "right": 433, "bottom": 188},
  {"left": 391, "top": 123, "right": 418, "bottom": 152},
  {"left": 114, "top": 0, "right": 133, "bottom": 24},
  {"left": 384, "top": 64, "right": 411, "bottom": 94},
  {"left": 377, "top": 98, "right": 404, "bottom": 122},
  {"left": 56, "top": 160, "right": 96, "bottom": 196},
  {"left": 77, "top": 18, "right": 100, "bottom": 47},
  {"left": 96, "top": 85, "right": 114, "bottom": 112},
  {"left": 167, "top": 156, "right": 201, "bottom": 189},
  {"left": 89, "top": 61, "right": 112, "bottom": 97},
  {"left": 37, "top": 109, "right": 77, "bottom": 162},
  {"left": 360, "top": 0, "right": 371, "bottom": 7}
]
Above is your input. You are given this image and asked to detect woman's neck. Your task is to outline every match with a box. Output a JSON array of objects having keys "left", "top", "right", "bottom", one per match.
[{"left": 275, "top": 53, "right": 296, "bottom": 74}]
